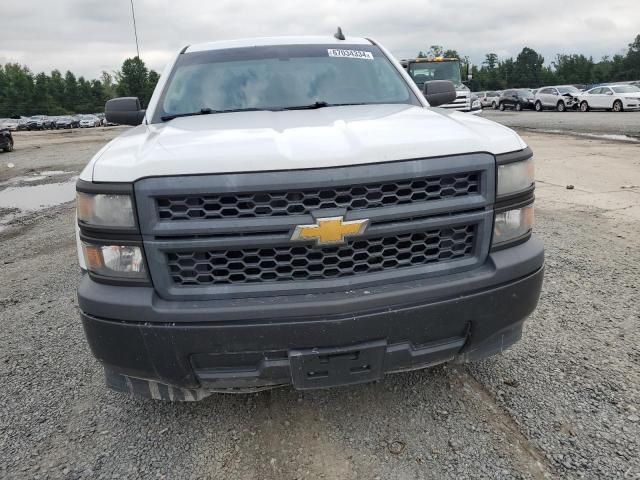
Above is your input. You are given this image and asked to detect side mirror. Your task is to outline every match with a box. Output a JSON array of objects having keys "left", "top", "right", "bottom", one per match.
[
  {"left": 105, "top": 97, "right": 146, "bottom": 126},
  {"left": 423, "top": 80, "right": 457, "bottom": 107}
]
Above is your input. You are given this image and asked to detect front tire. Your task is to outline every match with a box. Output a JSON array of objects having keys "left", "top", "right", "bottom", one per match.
[
  {"left": 515, "top": 103, "right": 522, "bottom": 111},
  {"left": 499, "top": 102, "right": 506, "bottom": 111},
  {"left": 535, "top": 101, "right": 542, "bottom": 112},
  {"left": 580, "top": 101, "right": 589, "bottom": 112},
  {"left": 613, "top": 100, "right": 623, "bottom": 112},
  {"left": 557, "top": 101, "right": 566, "bottom": 112},
  {"left": 3, "top": 138, "right": 14, "bottom": 152}
]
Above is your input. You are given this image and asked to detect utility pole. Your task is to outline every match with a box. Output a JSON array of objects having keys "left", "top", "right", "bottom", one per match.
[{"left": 130, "top": 0, "right": 140, "bottom": 58}]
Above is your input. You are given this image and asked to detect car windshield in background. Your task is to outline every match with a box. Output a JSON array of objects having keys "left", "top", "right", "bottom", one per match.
[
  {"left": 155, "top": 44, "right": 419, "bottom": 122},
  {"left": 557, "top": 86, "right": 580, "bottom": 94},
  {"left": 516, "top": 89, "right": 532, "bottom": 96},
  {"left": 611, "top": 85, "right": 640, "bottom": 93},
  {"left": 408, "top": 61, "right": 462, "bottom": 87}
]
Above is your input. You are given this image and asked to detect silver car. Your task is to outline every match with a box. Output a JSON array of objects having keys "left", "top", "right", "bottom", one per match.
[
  {"left": 534, "top": 86, "right": 581, "bottom": 112},
  {"left": 477, "top": 91, "right": 501, "bottom": 109}
]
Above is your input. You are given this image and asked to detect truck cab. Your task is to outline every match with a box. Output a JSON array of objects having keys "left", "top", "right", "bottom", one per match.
[
  {"left": 401, "top": 57, "right": 481, "bottom": 114},
  {"left": 76, "top": 35, "right": 543, "bottom": 400}
]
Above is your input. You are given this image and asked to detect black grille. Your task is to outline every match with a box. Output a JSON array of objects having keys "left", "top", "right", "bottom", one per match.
[
  {"left": 156, "top": 172, "right": 480, "bottom": 220},
  {"left": 167, "top": 225, "right": 476, "bottom": 286}
]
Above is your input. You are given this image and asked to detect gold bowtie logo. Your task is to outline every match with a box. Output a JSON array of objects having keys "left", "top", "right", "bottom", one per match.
[{"left": 291, "top": 216, "right": 369, "bottom": 246}]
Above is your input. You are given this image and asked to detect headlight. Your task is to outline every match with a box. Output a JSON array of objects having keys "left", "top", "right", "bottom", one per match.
[
  {"left": 77, "top": 192, "right": 135, "bottom": 227},
  {"left": 493, "top": 204, "right": 534, "bottom": 246},
  {"left": 497, "top": 157, "right": 535, "bottom": 197},
  {"left": 82, "top": 243, "right": 147, "bottom": 279}
]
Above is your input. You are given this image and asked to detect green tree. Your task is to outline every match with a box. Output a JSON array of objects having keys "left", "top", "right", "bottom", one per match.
[
  {"left": 63, "top": 71, "right": 78, "bottom": 112},
  {"left": 513, "top": 47, "right": 545, "bottom": 87},
  {"left": 621, "top": 34, "right": 640, "bottom": 80},
  {"left": 116, "top": 57, "right": 149, "bottom": 105}
]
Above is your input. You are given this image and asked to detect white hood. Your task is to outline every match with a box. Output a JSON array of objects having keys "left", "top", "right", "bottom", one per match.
[{"left": 83, "top": 104, "right": 526, "bottom": 182}]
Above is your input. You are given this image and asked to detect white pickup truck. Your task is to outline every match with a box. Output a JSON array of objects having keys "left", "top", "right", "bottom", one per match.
[{"left": 76, "top": 35, "right": 543, "bottom": 400}]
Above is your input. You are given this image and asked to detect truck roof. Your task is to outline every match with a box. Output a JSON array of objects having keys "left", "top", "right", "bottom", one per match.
[{"left": 186, "top": 36, "right": 372, "bottom": 53}]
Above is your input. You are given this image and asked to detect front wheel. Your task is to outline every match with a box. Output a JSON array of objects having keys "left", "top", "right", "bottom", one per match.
[
  {"left": 515, "top": 103, "right": 522, "bottom": 111},
  {"left": 499, "top": 102, "right": 506, "bottom": 111},
  {"left": 580, "top": 101, "right": 589, "bottom": 112},
  {"left": 557, "top": 101, "right": 566, "bottom": 112},
  {"left": 613, "top": 100, "right": 623, "bottom": 112},
  {"left": 3, "top": 138, "right": 14, "bottom": 152},
  {"left": 535, "top": 101, "right": 542, "bottom": 112}
]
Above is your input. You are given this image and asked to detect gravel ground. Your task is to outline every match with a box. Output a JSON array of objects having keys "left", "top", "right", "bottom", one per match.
[
  {"left": 0, "top": 129, "right": 638, "bottom": 479},
  {"left": 481, "top": 110, "right": 640, "bottom": 140}
]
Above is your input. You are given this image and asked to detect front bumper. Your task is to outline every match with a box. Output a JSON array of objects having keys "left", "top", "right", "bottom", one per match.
[{"left": 79, "top": 237, "right": 544, "bottom": 399}]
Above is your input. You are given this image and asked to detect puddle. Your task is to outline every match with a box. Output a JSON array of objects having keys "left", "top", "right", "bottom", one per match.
[
  {"left": 534, "top": 129, "right": 640, "bottom": 143},
  {"left": 0, "top": 178, "right": 77, "bottom": 230},
  {"left": 0, "top": 170, "right": 74, "bottom": 187}
]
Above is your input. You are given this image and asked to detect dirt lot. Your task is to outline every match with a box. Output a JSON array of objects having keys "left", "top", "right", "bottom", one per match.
[{"left": 0, "top": 128, "right": 639, "bottom": 479}]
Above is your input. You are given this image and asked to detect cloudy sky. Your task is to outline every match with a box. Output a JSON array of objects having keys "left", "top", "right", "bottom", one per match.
[{"left": 1, "top": 0, "right": 638, "bottom": 78}]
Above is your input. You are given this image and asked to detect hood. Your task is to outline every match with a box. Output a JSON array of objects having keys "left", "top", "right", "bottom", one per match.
[{"left": 86, "top": 104, "right": 526, "bottom": 182}]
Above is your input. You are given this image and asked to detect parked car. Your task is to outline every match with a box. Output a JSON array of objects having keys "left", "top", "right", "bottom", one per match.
[
  {"left": 577, "top": 84, "right": 640, "bottom": 112},
  {"left": 26, "top": 115, "right": 48, "bottom": 130},
  {"left": 17, "top": 118, "right": 29, "bottom": 131},
  {"left": 79, "top": 115, "right": 101, "bottom": 128},
  {"left": 498, "top": 89, "right": 535, "bottom": 111},
  {"left": 55, "top": 116, "right": 76, "bottom": 129},
  {"left": 76, "top": 35, "right": 543, "bottom": 400},
  {"left": 0, "top": 119, "right": 20, "bottom": 131},
  {"left": 477, "top": 91, "right": 501, "bottom": 109},
  {"left": 0, "top": 128, "right": 14, "bottom": 152},
  {"left": 534, "top": 86, "right": 581, "bottom": 112}
]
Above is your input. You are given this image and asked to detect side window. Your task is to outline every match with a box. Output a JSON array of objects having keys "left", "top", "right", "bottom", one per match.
[
  {"left": 603, "top": 87, "right": 613, "bottom": 95},
  {"left": 589, "top": 88, "right": 601, "bottom": 94},
  {"left": 540, "top": 88, "right": 550, "bottom": 95}
]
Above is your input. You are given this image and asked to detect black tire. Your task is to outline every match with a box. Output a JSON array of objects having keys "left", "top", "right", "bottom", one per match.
[
  {"left": 515, "top": 103, "right": 522, "bottom": 111},
  {"left": 492, "top": 101, "right": 497, "bottom": 109},
  {"left": 4, "top": 138, "right": 14, "bottom": 152},
  {"left": 557, "top": 101, "right": 566, "bottom": 112},
  {"left": 535, "top": 101, "right": 542, "bottom": 112},
  {"left": 580, "top": 101, "right": 589, "bottom": 112},
  {"left": 499, "top": 102, "right": 505, "bottom": 111},
  {"left": 613, "top": 100, "right": 623, "bottom": 112}
]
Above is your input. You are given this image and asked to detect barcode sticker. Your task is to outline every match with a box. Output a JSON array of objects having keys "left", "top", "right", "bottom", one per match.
[{"left": 327, "top": 49, "right": 374, "bottom": 60}]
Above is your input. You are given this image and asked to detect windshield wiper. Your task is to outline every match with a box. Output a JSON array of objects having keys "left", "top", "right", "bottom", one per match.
[
  {"left": 283, "top": 101, "right": 331, "bottom": 110},
  {"left": 161, "top": 107, "right": 266, "bottom": 122},
  {"left": 283, "top": 101, "right": 372, "bottom": 111}
]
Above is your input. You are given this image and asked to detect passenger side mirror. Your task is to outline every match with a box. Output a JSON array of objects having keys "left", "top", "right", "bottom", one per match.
[
  {"left": 105, "top": 97, "right": 146, "bottom": 126},
  {"left": 423, "top": 80, "right": 457, "bottom": 107}
]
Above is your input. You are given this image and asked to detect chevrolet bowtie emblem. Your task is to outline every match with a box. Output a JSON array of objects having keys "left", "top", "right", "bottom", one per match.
[{"left": 291, "top": 216, "right": 369, "bottom": 246}]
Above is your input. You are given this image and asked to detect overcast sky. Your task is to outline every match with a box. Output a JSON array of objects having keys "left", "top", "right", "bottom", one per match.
[{"left": 1, "top": 0, "right": 638, "bottom": 78}]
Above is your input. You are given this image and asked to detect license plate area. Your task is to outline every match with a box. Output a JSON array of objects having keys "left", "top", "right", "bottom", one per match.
[{"left": 289, "top": 340, "right": 387, "bottom": 390}]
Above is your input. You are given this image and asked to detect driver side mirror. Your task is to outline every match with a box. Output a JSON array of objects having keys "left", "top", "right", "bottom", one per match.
[
  {"left": 423, "top": 80, "right": 457, "bottom": 107},
  {"left": 105, "top": 97, "right": 146, "bottom": 126}
]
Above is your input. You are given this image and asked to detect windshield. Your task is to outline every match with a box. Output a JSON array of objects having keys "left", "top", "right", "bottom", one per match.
[
  {"left": 611, "top": 85, "right": 640, "bottom": 93},
  {"left": 155, "top": 44, "right": 418, "bottom": 122},
  {"left": 557, "top": 86, "right": 580, "bottom": 94},
  {"left": 407, "top": 61, "right": 462, "bottom": 87},
  {"left": 516, "top": 89, "right": 532, "bottom": 97}
]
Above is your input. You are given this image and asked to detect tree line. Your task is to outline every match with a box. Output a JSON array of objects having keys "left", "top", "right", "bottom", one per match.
[
  {"left": 419, "top": 33, "right": 640, "bottom": 91},
  {"left": 0, "top": 57, "right": 159, "bottom": 118}
]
